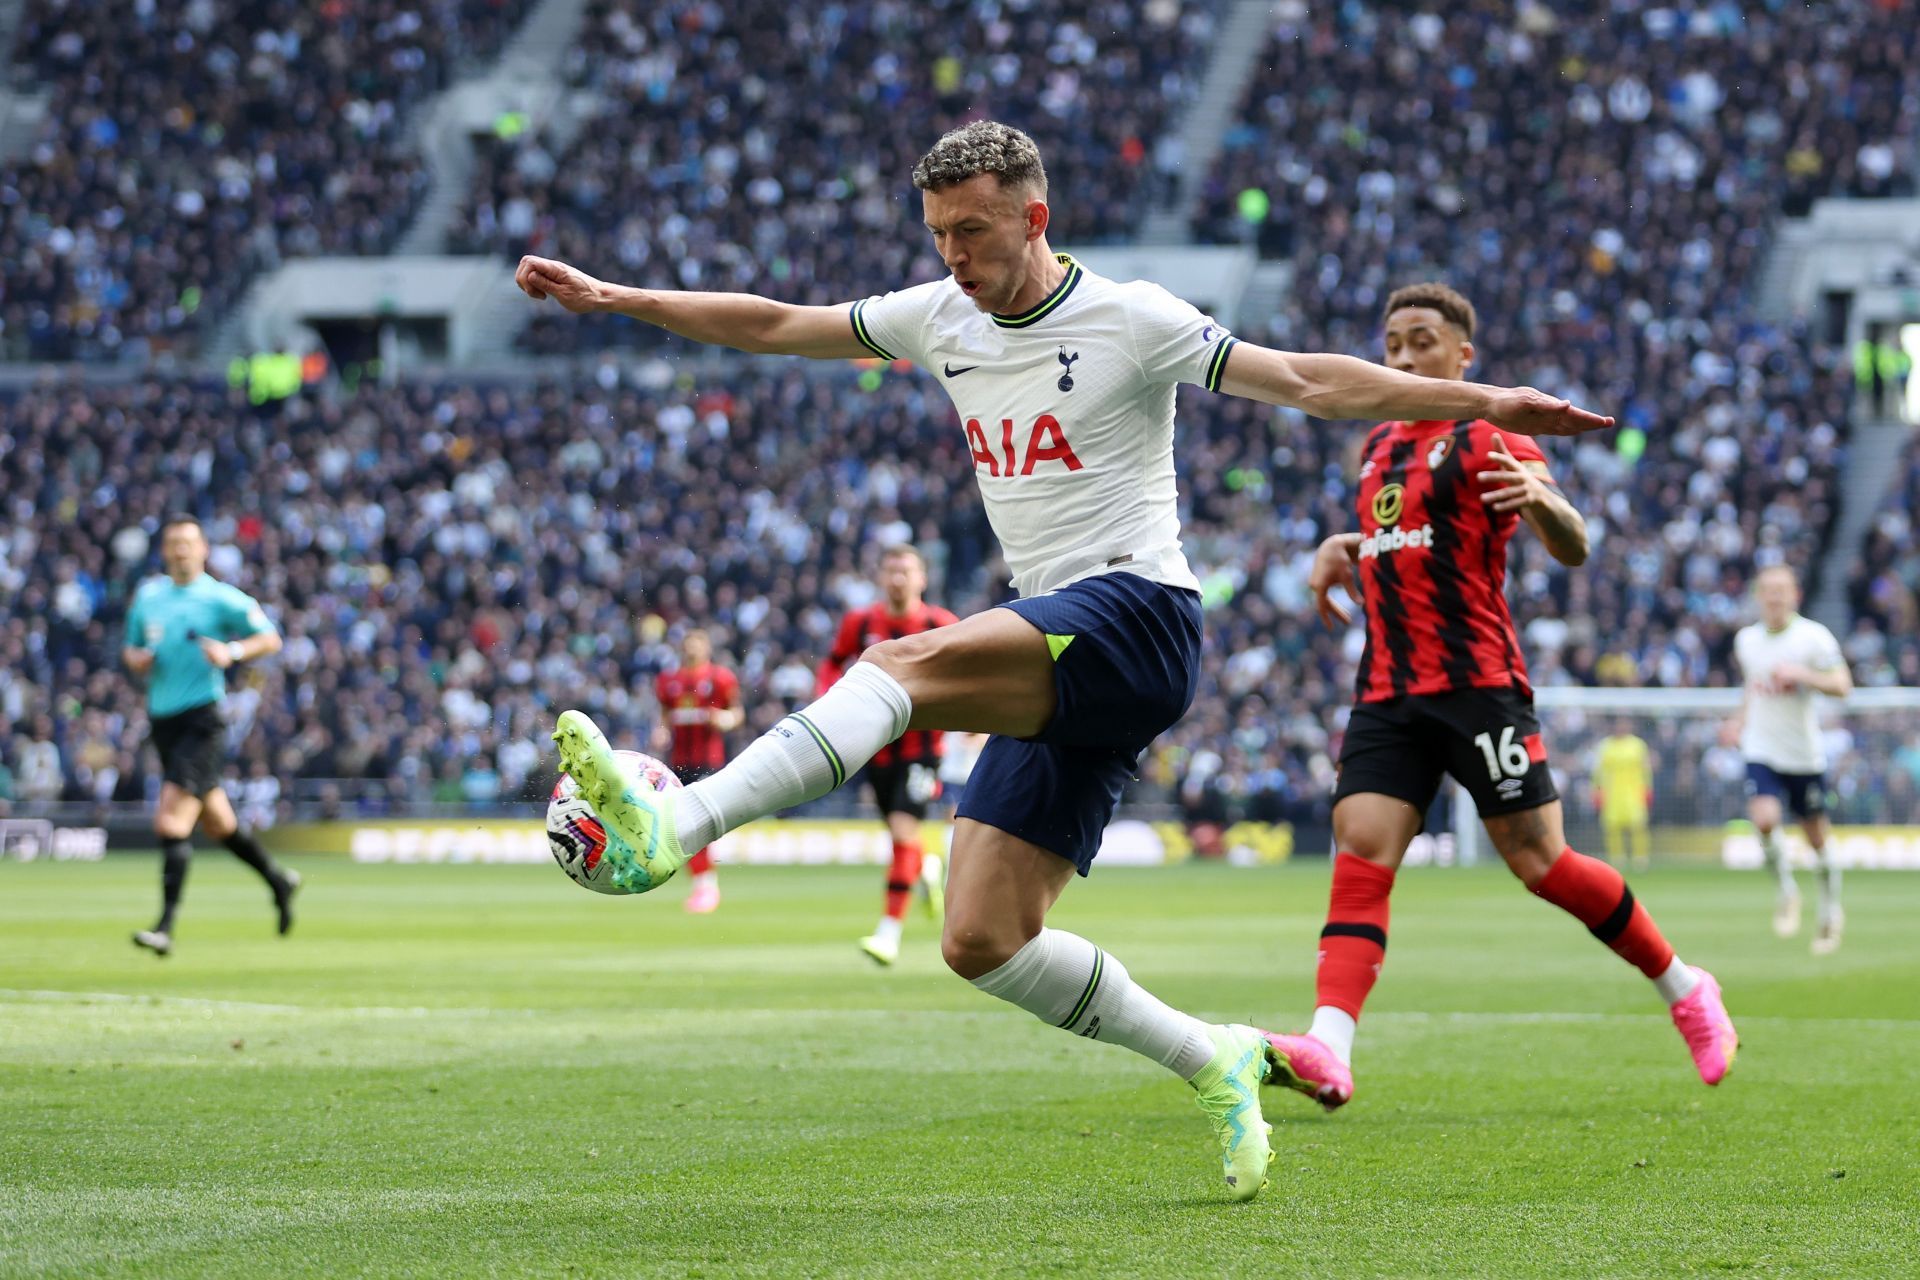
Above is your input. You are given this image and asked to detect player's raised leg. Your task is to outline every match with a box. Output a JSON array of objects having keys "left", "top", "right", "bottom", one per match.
[
  {"left": 554, "top": 609, "right": 1045, "bottom": 892},
  {"left": 944, "top": 813, "right": 1273, "bottom": 1202},
  {"left": 1487, "top": 801, "right": 1738, "bottom": 1085}
]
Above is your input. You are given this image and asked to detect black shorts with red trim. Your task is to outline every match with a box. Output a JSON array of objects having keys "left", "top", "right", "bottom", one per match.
[
  {"left": 1334, "top": 686, "right": 1557, "bottom": 825},
  {"left": 866, "top": 758, "right": 941, "bottom": 821}
]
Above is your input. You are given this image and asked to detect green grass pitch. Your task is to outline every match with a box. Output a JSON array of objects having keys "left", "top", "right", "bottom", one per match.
[{"left": 3, "top": 856, "right": 1916, "bottom": 1277}]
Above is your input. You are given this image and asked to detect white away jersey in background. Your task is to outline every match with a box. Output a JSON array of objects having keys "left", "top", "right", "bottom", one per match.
[
  {"left": 850, "top": 253, "right": 1236, "bottom": 598},
  {"left": 1734, "top": 614, "right": 1845, "bottom": 773}
]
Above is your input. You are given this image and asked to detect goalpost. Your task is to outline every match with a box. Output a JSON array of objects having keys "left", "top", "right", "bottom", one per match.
[{"left": 1444, "top": 687, "right": 1920, "bottom": 869}]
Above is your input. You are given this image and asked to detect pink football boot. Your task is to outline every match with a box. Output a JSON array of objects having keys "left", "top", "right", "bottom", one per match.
[
  {"left": 1670, "top": 967, "right": 1738, "bottom": 1085},
  {"left": 1262, "top": 1032, "right": 1354, "bottom": 1112},
  {"left": 683, "top": 880, "right": 721, "bottom": 915}
]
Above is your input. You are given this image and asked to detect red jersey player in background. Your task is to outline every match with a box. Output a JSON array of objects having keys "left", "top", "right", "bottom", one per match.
[
  {"left": 1262, "top": 283, "right": 1739, "bottom": 1111},
  {"left": 653, "top": 629, "right": 742, "bottom": 913},
  {"left": 817, "top": 545, "right": 959, "bottom": 965}
]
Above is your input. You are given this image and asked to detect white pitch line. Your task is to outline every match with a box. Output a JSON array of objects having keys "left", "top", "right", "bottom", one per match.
[{"left": 1, "top": 990, "right": 1915, "bottom": 1031}]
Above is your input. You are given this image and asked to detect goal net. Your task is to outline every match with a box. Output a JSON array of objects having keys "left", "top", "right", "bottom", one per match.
[{"left": 1443, "top": 687, "right": 1920, "bottom": 870}]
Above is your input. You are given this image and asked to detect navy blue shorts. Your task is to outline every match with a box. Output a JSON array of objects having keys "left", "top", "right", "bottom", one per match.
[
  {"left": 956, "top": 572, "right": 1202, "bottom": 874},
  {"left": 1745, "top": 762, "right": 1830, "bottom": 820}
]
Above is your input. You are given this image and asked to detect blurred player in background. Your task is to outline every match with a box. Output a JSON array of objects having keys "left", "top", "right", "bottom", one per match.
[
  {"left": 654, "top": 630, "right": 742, "bottom": 914},
  {"left": 1733, "top": 565, "right": 1853, "bottom": 954},
  {"left": 1594, "top": 720, "right": 1653, "bottom": 871},
  {"left": 121, "top": 516, "right": 297, "bottom": 955},
  {"left": 816, "top": 546, "right": 959, "bottom": 965},
  {"left": 530, "top": 121, "right": 1610, "bottom": 1200},
  {"left": 1268, "top": 285, "right": 1738, "bottom": 1113}
]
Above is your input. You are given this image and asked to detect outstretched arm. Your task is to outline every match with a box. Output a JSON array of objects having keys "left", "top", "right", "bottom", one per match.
[
  {"left": 1216, "top": 344, "right": 1613, "bottom": 438},
  {"left": 1477, "top": 434, "right": 1590, "bottom": 566},
  {"left": 1307, "top": 533, "right": 1365, "bottom": 629},
  {"left": 516, "top": 256, "right": 867, "bottom": 359}
]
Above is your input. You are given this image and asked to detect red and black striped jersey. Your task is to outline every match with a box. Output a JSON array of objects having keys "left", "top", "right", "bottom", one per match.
[
  {"left": 656, "top": 662, "right": 739, "bottom": 770},
  {"left": 817, "top": 601, "right": 959, "bottom": 766},
  {"left": 1351, "top": 418, "right": 1546, "bottom": 704}
]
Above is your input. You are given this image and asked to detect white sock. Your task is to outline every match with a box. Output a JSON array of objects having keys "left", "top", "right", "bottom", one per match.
[
  {"left": 1809, "top": 844, "right": 1841, "bottom": 919},
  {"left": 1760, "top": 829, "right": 1797, "bottom": 895},
  {"left": 1307, "top": 1006, "right": 1357, "bottom": 1067},
  {"left": 1653, "top": 956, "right": 1699, "bottom": 1005},
  {"left": 677, "top": 663, "right": 911, "bottom": 850},
  {"left": 871, "top": 915, "right": 903, "bottom": 946},
  {"left": 970, "top": 929, "right": 1216, "bottom": 1079},
  {"left": 692, "top": 870, "right": 718, "bottom": 890}
]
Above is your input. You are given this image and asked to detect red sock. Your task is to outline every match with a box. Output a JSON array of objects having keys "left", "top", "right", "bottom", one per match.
[
  {"left": 884, "top": 840, "right": 923, "bottom": 921},
  {"left": 685, "top": 847, "right": 714, "bottom": 877},
  {"left": 1531, "top": 849, "right": 1675, "bottom": 978},
  {"left": 1316, "top": 852, "right": 1395, "bottom": 1020}
]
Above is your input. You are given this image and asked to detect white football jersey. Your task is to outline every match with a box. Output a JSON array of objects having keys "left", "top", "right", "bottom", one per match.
[
  {"left": 852, "top": 254, "right": 1236, "bottom": 597},
  {"left": 1734, "top": 614, "right": 1845, "bottom": 774}
]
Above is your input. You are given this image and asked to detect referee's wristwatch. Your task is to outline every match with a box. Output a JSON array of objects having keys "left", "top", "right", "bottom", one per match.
[{"left": 226, "top": 641, "right": 247, "bottom": 664}]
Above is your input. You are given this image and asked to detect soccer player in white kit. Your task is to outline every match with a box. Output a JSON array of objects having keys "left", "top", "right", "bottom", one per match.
[
  {"left": 1733, "top": 565, "right": 1853, "bottom": 953},
  {"left": 517, "top": 121, "right": 1611, "bottom": 1200}
]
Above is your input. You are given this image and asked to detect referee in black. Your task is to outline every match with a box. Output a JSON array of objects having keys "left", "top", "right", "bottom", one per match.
[{"left": 121, "top": 516, "right": 297, "bottom": 955}]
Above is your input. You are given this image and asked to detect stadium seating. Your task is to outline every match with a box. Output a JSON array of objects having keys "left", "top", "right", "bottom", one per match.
[
  {"left": 1169, "top": 0, "right": 1918, "bottom": 824},
  {"left": 3, "top": 3, "right": 1916, "bottom": 832},
  {"left": 0, "top": 372, "right": 1000, "bottom": 817},
  {"left": 3, "top": 366, "right": 1912, "bottom": 829},
  {"left": 449, "top": 0, "right": 1219, "bottom": 353},
  {"left": 1847, "top": 433, "right": 1920, "bottom": 689},
  {"left": 0, "top": 0, "right": 529, "bottom": 361}
]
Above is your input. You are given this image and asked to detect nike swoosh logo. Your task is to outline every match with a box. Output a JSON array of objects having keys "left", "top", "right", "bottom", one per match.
[{"left": 943, "top": 363, "right": 979, "bottom": 377}]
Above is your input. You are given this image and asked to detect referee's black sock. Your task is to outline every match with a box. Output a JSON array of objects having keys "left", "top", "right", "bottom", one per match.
[
  {"left": 157, "top": 839, "right": 192, "bottom": 933},
  {"left": 223, "top": 829, "right": 286, "bottom": 889}
]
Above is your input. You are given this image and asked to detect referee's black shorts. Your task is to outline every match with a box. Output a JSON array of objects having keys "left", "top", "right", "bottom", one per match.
[{"left": 149, "top": 702, "right": 229, "bottom": 797}]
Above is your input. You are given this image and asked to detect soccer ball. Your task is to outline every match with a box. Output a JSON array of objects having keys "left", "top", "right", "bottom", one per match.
[{"left": 546, "top": 749, "right": 681, "bottom": 895}]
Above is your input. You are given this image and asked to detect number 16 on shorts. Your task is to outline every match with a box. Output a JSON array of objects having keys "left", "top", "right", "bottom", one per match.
[{"left": 1473, "top": 725, "right": 1541, "bottom": 782}]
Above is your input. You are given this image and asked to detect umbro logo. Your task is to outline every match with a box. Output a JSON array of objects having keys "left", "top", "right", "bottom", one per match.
[{"left": 943, "top": 362, "right": 979, "bottom": 378}]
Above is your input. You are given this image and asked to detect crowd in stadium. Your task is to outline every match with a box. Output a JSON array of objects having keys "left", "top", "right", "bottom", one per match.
[
  {"left": 1848, "top": 432, "right": 1920, "bottom": 687},
  {"left": 1, "top": 0, "right": 1917, "bottom": 831},
  {"left": 1, "top": 0, "right": 529, "bottom": 362},
  {"left": 2, "top": 360, "right": 1913, "bottom": 829},
  {"left": 1165, "top": 0, "right": 1917, "bottom": 826},
  {"left": 449, "top": 0, "right": 1216, "bottom": 354}
]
